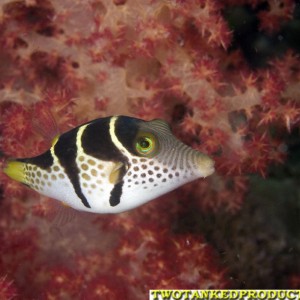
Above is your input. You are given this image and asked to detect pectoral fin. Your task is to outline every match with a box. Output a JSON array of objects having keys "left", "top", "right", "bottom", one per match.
[{"left": 109, "top": 162, "right": 127, "bottom": 185}]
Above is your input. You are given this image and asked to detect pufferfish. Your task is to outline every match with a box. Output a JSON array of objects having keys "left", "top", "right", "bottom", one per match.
[{"left": 3, "top": 116, "right": 214, "bottom": 214}]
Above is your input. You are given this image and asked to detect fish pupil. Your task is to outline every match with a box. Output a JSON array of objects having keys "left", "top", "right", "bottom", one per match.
[{"left": 140, "top": 138, "right": 150, "bottom": 149}]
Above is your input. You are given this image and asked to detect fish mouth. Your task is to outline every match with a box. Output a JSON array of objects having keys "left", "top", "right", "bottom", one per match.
[{"left": 197, "top": 154, "right": 215, "bottom": 177}]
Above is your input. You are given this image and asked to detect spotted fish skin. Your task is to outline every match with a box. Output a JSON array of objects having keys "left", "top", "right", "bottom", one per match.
[{"left": 3, "top": 116, "right": 215, "bottom": 214}]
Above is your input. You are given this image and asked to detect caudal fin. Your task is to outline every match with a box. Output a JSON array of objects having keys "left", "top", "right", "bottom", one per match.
[{"left": 3, "top": 160, "right": 27, "bottom": 184}]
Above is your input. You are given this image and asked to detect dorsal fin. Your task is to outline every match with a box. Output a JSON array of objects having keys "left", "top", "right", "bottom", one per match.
[{"left": 30, "top": 103, "right": 60, "bottom": 144}]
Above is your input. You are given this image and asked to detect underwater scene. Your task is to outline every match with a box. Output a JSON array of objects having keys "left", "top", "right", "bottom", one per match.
[{"left": 0, "top": 0, "right": 300, "bottom": 299}]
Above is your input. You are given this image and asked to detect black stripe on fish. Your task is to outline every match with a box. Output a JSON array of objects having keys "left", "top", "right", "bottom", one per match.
[
  {"left": 108, "top": 163, "right": 127, "bottom": 207},
  {"left": 82, "top": 117, "right": 130, "bottom": 207},
  {"left": 114, "top": 116, "right": 141, "bottom": 156},
  {"left": 109, "top": 181, "right": 123, "bottom": 207},
  {"left": 17, "top": 150, "right": 53, "bottom": 170},
  {"left": 81, "top": 117, "right": 125, "bottom": 162},
  {"left": 54, "top": 127, "right": 91, "bottom": 209}
]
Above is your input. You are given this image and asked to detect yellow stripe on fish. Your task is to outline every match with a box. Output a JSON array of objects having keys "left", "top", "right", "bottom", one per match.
[{"left": 3, "top": 116, "right": 215, "bottom": 214}]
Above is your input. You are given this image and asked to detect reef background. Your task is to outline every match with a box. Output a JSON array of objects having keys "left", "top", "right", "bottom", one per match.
[{"left": 0, "top": 0, "right": 300, "bottom": 298}]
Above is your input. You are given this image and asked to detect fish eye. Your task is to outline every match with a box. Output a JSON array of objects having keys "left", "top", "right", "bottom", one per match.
[
  {"left": 136, "top": 136, "right": 152, "bottom": 152},
  {"left": 135, "top": 133, "right": 157, "bottom": 156}
]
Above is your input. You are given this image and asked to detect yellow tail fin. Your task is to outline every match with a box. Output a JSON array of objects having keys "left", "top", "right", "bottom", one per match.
[{"left": 3, "top": 160, "right": 27, "bottom": 184}]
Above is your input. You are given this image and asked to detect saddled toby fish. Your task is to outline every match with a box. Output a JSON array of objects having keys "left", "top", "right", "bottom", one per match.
[{"left": 3, "top": 116, "right": 214, "bottom": 213}]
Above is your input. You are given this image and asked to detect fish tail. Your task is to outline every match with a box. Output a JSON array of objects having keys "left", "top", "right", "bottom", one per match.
[{"left": 3, "top": 160, "right": 27, "bottom": 184}]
